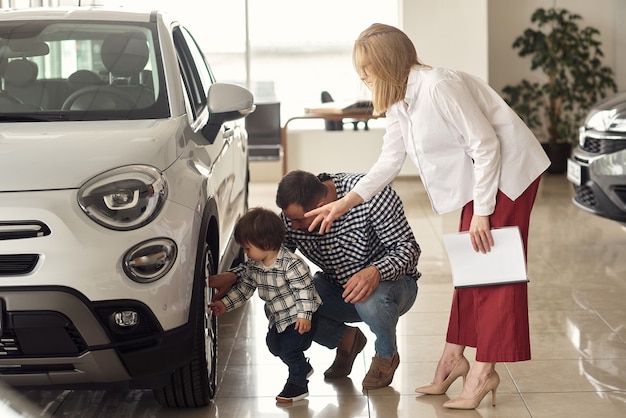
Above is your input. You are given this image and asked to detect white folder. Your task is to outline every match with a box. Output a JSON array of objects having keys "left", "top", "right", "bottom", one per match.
[{"left": 442, "top": 226, "right": 528, "bottom": 288}]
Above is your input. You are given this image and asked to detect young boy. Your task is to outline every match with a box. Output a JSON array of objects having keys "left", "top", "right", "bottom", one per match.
[{"left": 209, "top": 207, "right": 321, "bottom": 403}]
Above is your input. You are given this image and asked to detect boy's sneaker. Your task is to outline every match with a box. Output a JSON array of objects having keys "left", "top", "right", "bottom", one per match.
[{"left": 276, "top": 382, "right": 309, "bottom": 403}]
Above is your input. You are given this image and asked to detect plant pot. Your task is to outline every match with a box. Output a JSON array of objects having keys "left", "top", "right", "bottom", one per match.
[{"left": 541, "top": 142, "right": 572, "bottom": 174}]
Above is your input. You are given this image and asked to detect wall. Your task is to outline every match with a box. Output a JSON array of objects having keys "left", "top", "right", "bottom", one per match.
[
  {"left": 399, "top": 0, "right": 624, "bottom": 92},
  {"left": 253, "top": 0, "right": 491, "bottom": 183},
  {"left": 285, "top": 127, "right": 418, "bottom": 176},
  {"left": 402, "top": 0, "right": 489, "bottom": 80},
  {"left": 251, "top": 0, "right": 626, "bottom": 183}
]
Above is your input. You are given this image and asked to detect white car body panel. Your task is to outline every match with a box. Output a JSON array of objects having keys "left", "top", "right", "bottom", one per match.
[{"left": 0, "top": 6, "right": 252, "bottom": 403}]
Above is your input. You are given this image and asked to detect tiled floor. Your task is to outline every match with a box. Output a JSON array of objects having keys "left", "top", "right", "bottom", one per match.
[{"left": 9, "top": 174, "right": 626, "bottom": 417}]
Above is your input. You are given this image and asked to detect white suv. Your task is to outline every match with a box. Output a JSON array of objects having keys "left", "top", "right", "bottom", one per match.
[{"left": 0, "top": 7, "right": 253, "bottom": 407}]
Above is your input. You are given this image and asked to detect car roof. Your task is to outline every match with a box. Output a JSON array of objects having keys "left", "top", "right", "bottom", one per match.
[{"left": 0, "top": 6, "right": 160, "bottom": 23}]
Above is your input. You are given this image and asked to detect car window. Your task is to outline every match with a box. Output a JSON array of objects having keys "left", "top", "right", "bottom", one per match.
[
  {"left": 0, "top": 20, "right": 169, "bottom": 120},
  {"left": 172, "top": 26, "right": 215, "bottom": 120}
]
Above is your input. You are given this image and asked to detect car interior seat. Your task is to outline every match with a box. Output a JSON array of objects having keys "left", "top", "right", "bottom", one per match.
[
  {"left": 3, "top": 58, "right": 42, "bottom": 107},
  {"left": 62, "top": 32, "right": 154, "bottom": 111},
  {"left": 67, "top": 70, "right": 104, "bottom": 91}
]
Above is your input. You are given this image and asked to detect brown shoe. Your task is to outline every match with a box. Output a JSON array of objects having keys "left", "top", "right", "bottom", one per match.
[
  {"left": 362, "top": 352, "right": 400, "bottom": 390},
  {"left": 323, "top": 327, "right": 367, "bottom": 379}
]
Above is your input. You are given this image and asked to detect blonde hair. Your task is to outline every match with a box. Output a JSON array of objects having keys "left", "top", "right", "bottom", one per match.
[{"left": 353, "top": 23, "right": 425, "bottom": 115}]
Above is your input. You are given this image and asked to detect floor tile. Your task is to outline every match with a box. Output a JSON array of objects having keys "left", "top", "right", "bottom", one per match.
[{"left": 9, "top": 174, "right": 626, "bottom": 417}]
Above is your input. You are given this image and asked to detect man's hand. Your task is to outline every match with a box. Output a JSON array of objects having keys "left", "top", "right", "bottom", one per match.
[
  {"left": 208, "top": 272, "right": 237, "bottom": 302},
  {"left": 342, "top": 266, "right": 381, "bottom": 303},
  {"left": 294, "top": 318, "right": 312, "bottom": 334},
  {"left": 469, "top": 215, "right": 493, "bottom": 253}
]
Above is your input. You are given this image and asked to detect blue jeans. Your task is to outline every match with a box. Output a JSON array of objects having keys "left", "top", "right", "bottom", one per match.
[
  {"left": 266, "top": 313, "right": 318, "bottom": 387},
  {"left": 313, "top": 272, "right": 418, "bottom": 358}
]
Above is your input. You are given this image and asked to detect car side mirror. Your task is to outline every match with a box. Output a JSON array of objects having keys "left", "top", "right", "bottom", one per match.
[{"left": 202, "top": 83, "right": 256, "bottom": 144}]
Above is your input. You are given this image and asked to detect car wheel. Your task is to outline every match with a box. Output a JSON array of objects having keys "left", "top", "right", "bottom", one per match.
[{"left": 153, "top": 239, "right": 217, "bottom": 407}]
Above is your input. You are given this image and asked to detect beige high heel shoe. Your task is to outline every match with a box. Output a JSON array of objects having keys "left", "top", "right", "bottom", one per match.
[
  {"left": 443, "top": 370, "right": 500, "bottom": 410},
  {"left": 414, "top": 356, "right": 470, "bottom": 395}
]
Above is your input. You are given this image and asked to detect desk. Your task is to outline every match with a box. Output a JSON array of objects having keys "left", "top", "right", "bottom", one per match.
[{"left": 280, "top": 111, "right": 381, "bottom": 175}]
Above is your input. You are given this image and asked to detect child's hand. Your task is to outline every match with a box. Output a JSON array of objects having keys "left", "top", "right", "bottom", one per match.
[
  {"left": 208, "top": 300, "right": 227, "bottom": 316},
  {"left": 294, "top": 318, "right": 311, "bottom": 335},
  {"left": 208, "top": 272, "right": 237, "bottom": 302}
]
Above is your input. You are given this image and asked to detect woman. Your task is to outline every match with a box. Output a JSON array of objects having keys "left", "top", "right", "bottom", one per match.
[{"left": 305, "top": 23, "right": 550, "bottom": 410}]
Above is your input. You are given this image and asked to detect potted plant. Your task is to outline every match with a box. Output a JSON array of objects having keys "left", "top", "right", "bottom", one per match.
[{"left": 502, "top": 7, "right": 617, "bottom": 173}]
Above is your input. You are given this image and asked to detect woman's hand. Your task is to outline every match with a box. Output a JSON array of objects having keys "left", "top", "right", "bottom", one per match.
[
  {"left": 469, "top": 215, "right": 493, "bottom": 253},
  {"left": 305, "top": 191, "right": 364, "bottom": 234}
]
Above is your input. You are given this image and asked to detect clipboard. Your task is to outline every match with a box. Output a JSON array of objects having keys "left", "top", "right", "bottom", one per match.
[{"left": 442, "top": 226, "right": 528, "bottom": 288}]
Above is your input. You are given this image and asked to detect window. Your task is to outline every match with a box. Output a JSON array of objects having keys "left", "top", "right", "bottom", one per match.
[
  {"left": 0, "top": 18, "right": 166, "bottom": 119},
  {"left": 228, "top": 0, "right": 398, "bottom": 122},
  {"left": 174, "top": 25, "right": 217, "bottom": 119},
  {"left": 131, "top": 0, "right": 398, "bottom": 123}
]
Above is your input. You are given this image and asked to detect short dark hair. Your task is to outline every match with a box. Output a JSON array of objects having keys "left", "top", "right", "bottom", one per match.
[
  {"left": 276, "top": 170, "right": 327, "bottom": 211},
  {"left": 234, "top": 207, "right": 285, "bottom": 251}
]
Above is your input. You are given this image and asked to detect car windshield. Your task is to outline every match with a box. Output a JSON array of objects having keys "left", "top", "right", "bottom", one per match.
[{"left": 0, "top": 20, "right": 169, "bottom": 121}]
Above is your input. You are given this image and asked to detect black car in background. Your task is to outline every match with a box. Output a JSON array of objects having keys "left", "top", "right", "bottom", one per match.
[{"left": 567, "top": 91, "right": 626, "bottom": 225}]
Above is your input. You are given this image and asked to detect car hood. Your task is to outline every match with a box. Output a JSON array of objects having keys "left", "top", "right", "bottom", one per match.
[
  {"left": 588, "top": 90, "right": 626, "bottom": 133},
  {"left": 0, "top": 119, "right": 183, "bottom": 192}
]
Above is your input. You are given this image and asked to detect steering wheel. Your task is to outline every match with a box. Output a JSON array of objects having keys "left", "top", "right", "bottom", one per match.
[
  {"left": 62, "top": 85, "right": 136, "bottom": 111},
  {"left": 0, "top": 92, "right": 23, "bottom": 105}
]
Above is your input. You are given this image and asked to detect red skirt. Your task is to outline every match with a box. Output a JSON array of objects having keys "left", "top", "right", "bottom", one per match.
[{"left": 445, "top": 176, "right": 541, "bottom": 362}]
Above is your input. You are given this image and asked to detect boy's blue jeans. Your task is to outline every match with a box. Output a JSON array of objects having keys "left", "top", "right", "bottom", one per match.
[
  {"left": 313, "top": 272, "right": 418, "bottom": 359},
  {"left": 266, "top": 313, "right": 318, "bottom": 387}
]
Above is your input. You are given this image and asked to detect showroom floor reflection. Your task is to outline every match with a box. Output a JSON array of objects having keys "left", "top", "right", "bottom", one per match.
[{"left": 11, "top": 174, "right": 626, "bottom": 417}]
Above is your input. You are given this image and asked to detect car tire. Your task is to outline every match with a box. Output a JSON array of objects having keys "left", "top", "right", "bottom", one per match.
[{"left": 153, "top": 239, "right": 217, "bottom": 407}]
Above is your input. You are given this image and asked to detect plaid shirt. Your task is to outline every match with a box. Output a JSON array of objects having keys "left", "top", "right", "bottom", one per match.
[
  {"left": 221, "top": 246, "right": 322, "bottom": 333},
  {"left": 282, "top": 173, "right": 421, "bottom": 285}
]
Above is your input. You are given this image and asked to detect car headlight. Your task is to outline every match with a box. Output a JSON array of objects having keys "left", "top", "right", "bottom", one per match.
[
  {"left": 592, "top": 149, "right": 626, "bottom": 177},
  {"left": 585, "top": 108, "right": 617, "bottom": 132},
  {"left": 78, "top": 165, "right": 167, "bottom": 230}
]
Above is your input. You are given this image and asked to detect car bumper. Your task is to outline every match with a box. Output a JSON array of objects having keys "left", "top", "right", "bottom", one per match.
[
  {"left": 0, "top": 189, "right": 202, "bottom": 388},
  {"left": 568, "top": 148, "right": 626, "bottom": 223},
  {"left": 0, "top": 286, "right": 196, "bottom": 388}
]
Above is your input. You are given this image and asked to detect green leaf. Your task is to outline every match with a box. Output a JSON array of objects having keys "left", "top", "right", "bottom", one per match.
[{"left": 501, "top": 6, "right": 616, "bottom": 145}]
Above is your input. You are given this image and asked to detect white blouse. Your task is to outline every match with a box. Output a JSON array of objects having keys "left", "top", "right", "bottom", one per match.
[{"left": 352, "top": 67, "right": 550, "bottom": 216}]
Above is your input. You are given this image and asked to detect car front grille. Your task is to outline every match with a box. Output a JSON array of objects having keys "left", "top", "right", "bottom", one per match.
[
  {"left": 581, "top": 135, "right": 626, "bottom": 154},
  {"left": 0, "top": 331, "right": 21, "bottom": 356},
  {"left": 0, "top": 221, "right": 51, "bottom": 240},
  {"left": 582, "top": 137, "right": 602, "bottom": 153},
  {"left": 0, "top": 312, "right": 88, "bottom": 358},
  {"left": 0, "top": 254, "right": 39, "bottom": 276},
  {"left": 574, "top": 184, "right": 597, "bottom": 209},
  {"left": 0, "top": 221, "right": 48, "bottom": 276}
]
